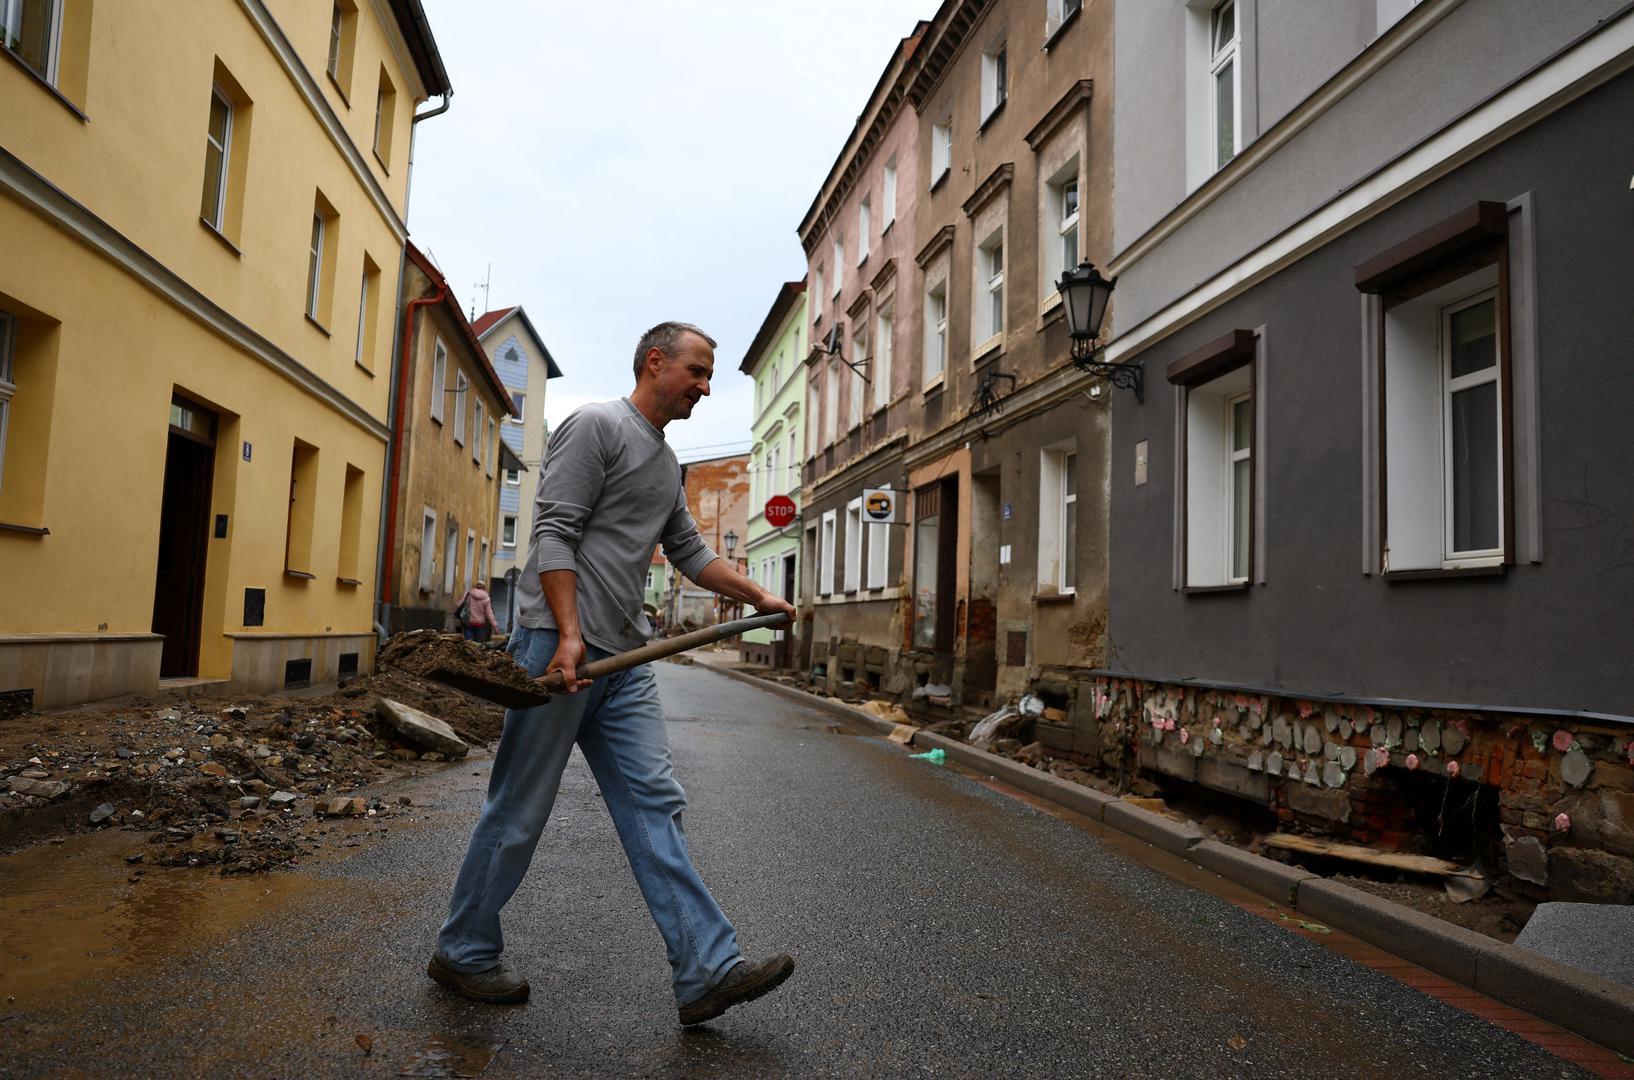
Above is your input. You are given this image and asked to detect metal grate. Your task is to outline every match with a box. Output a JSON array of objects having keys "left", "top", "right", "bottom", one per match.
[
  {"left": 243, "top": 588, "right": 265, "bottom": 627},
  {"left": 1006, "top": 631, "right": 1028, "bottom": 668},
  {"left": 337, "top": 652, "right": 359, "bottom": 677}
]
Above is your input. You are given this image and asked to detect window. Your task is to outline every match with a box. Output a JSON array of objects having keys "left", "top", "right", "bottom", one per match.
[
  {"left": 201, "top": 88, "right": 233, "bottom": 231},
  {"left": 975, "top": 230, "right": 1005, "bottom": 347},
  {"left": 873, "top": 302, "right": 893, "bottom": 411},
  {"left": 787, "top": 430, "right": 797, "bottom": 489},
  {"left": 464, "top": 530, "right": 476, "bottom": 592},
  {"left": 325, "top": 1, "right": 358, "bottom": 96},
  {"left": 1181, "top": 356, "right": 1254, "bottom": 588},
  {"left": 844, "top": 498, "right": 863, "bottom": 592},
  {"left": 373, "top": 66, "right": 397, "bottom": 167},
  {"left": 306, "top": 191, "right": 338, "bottom": 325},
  {"left": 882, "top": 158, "right": 897, "bottom": 227},
  {"left": 453, "top": 372, "right": 468, "bottom": 445},
  {"left": 1, "top": 0, "right": 59, "bottom": 83},
  {"left": 924, "top": 281, "right": 947, "bottom": 385},
  {"left": 1210, "top": 1, "right": 1240, "bottom": 170},
  {"left": 420, "top": 509, "right": 437, "bottom": 591},
  {"left": 486, "top": 417, "right": 496, "bottom": 476},
  {"left": 285, "top": 439, "right": 319, "bottom": 575},
  {"left": 867, "top": 513, "right": 889, "bottom": 590},
  {"left": 823, "top": 358, "right": 839, "bottom": 446},
  {"left": 832, "top": 237, "right": 844, "bottom": 296},
  {"left": 0, "top": 313, "right": 13, "bottom": 498},
  {"left": 509, "top": 390, "right": 525, "bottom": 421},
  {"left": 1038, "top": 446, "right": 1079, "bottom": 594},
  {"left": 338, "top": 464, "right": 365, "bottom": 581},
  {"left": 305, "top": 213, "right": 325, "bottom": 320},
  {"left": 931, "top": 121, "right": 952, "bottom": 185},
  {"left": 504, "top": 467, "right": 520, "bottom": 487},
  {"left": 429, "top": 339, "right": 447, "bottom": 422},
  {"left": 1045, "top": 159, "right": 1081, "bottom": 291},
  {"left": 849, "top": 320, "right": 867, "bottom": 430},
  {"left": 858, "top": 199, "right": 871, "bottom": 263},
  {"left": 981, "top": 44, "right": 1008, "bottom": 123},
  {"left": 814, "top": 268, "right": 825, "bottom": 323},
  {"left": 472, "top": 401, "right": 484, "bottom": 462},
  {"left": 355, "top": 256, "right": 380, "bottom": 369},
  {"left": 502, "top": 513, "right": 518, "bottom": 549},
  {"left": 912, "top": 488, "right": 941, "bottom": 649},
  {"left": 1381, "top": 266, "right": 1506, "bottom": 570},
  {"left": 327, "top": 3, "right": 343, "bottom": 78},
  {"left": 480, "top": 539, "right": 489, "bottom": 583},
  {"left": 820, "top": 510, "right": 837, "bottom": 595},
  {"left": 1048, "top": 0, "right": 1083, "bottom": 39},
  {"left": 443, "top": 516, "right": 458, "bottom": 594}
]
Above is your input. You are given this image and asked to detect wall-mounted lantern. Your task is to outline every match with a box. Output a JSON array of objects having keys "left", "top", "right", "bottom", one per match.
[{"left": 1059, "top": 261, "right": 1141, "bottom": 402}]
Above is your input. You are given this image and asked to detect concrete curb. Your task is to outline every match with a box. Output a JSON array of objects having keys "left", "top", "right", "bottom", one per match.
[{"left": 688, "top": 661, "right": 1634, "bottom": 1057}]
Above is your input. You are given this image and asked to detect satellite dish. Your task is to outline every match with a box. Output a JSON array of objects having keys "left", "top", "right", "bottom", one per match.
[{"left": 824, "top": 324, "right": 841, "bottom": 355}]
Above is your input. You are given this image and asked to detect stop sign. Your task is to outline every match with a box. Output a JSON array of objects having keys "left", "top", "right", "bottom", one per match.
[{"left": 764, "top": 495, "right": 797, "bottom": 528}]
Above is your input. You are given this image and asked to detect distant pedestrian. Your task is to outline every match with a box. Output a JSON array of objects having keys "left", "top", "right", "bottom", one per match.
[
  {"left": 457, "top": 583, "right": 496, "bottom": 643},
  {"left": 429, "top": 321, "right": 797, "bottom": 1025}
]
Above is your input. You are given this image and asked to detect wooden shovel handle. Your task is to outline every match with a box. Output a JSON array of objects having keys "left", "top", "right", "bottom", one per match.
[{"left": 534, "top": 613, "right": 791, "bottom": 693}]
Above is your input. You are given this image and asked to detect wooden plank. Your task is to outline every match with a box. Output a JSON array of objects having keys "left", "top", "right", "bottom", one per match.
[{"left": 1262, "top": 833, "right": 1482, "bottom": 878}]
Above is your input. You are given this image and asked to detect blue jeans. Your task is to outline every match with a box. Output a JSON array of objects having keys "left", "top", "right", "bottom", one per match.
[{"left": 435, "top": 626, "right": 743, "bottom": 1005}]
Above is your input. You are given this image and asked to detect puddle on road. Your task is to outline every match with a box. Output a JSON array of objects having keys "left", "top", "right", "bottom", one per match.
[
  {"left": 399, "top": 1034, "right": 507, "bottom": 1077},
  {"left": 0, "top": 827, "right": 328, "bottom": 1008}
]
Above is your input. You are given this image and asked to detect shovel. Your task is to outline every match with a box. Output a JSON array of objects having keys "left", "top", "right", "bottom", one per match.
[{"left": 424, "top": 613, "right": 793, "bottom": 708}]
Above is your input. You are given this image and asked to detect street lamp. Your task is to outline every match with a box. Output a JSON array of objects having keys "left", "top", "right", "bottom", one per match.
[
  {"left": 1058, "top": 260, "right": 1141, "bottom": 402},
  {"left": 723, "top": 529, "right": 738, "bottom": 559}
]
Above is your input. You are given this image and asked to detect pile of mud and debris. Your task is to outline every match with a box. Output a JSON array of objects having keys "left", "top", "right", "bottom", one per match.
[{"left": 1, "top": 657, "right": 506, "bottom": 872}]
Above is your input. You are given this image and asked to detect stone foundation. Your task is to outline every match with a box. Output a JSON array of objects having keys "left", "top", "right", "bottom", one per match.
[{"left": 1089, "top": 676, "right": 1634, "bottom": 903}]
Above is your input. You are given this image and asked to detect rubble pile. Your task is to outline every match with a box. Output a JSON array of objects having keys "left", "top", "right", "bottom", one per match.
[{"left": 0, "top": 667, "right": 503, "bottom": 869}]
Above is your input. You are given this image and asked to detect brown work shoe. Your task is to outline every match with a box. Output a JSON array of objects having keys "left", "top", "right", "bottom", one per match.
[
  {"left": 678, "top": 954, "right": 795, "bottom": 1025},
  {"left": 426, "top": 954, "right": 530, "bottom": 1004}
]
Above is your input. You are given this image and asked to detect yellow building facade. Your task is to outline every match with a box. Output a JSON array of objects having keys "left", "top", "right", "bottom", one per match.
[{"left": 0, "top": 0, "right": 450, "bottom": 705}]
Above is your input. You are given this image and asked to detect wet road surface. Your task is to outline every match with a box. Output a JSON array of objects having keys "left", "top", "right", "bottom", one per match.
[{"left": 0, "top": 663, "right": 1589, "bottom": 1078}]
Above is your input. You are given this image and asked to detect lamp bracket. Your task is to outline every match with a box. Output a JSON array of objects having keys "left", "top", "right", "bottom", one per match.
[{"left": 1070, "top": 339, "right": 1143, "bottom": 403}]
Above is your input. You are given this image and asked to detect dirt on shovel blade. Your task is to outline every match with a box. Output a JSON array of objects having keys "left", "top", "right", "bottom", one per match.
[{"left": 377, "top": 631, "right": 547, "bottom": 708}]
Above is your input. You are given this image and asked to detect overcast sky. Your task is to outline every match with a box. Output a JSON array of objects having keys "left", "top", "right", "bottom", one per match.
[{"left": 408, "top": 0, "right": 931, "bottom": 463}]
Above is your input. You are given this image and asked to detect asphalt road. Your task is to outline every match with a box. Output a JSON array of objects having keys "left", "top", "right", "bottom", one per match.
[{"left": 0, "top": 663, "right": 1588, "bottom": 1078}]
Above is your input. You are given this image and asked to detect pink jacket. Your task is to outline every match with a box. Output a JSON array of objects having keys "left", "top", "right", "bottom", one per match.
[{"left": 460, "top": 587, "right": 497, "bottom": 627}]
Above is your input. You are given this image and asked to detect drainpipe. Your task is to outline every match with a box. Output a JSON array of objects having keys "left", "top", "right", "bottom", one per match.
[
  {"left": 379, "top": 283, "right": 447, "bottom": 636},
  {"left": 403, "top": 92, "right": 451, "bottom": 227}
]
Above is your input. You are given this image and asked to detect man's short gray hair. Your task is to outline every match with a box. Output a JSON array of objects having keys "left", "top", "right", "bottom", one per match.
[{"left": 633, "top": 321, "right": 717, "bottom": 380}]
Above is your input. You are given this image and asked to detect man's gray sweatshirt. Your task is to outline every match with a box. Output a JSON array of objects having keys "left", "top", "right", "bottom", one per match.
[{"left": 514, "top": 398, "right": 718, "bottom": 653}]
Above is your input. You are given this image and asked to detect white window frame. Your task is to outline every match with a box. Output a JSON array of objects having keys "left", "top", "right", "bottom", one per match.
[
  {"left": 1038, "top": 443, "right": 1079, "bottom": 594},
  {"left": 814, "top": 268, "right": 826, "bottom": 323},
  {"left": 1440, "top": 287, "right": 1504, "bottom": 562},
  {"left": 504, "top": 466, "right": 520, "bottom": 487},
  {"left": 502, "top": 513, "right": 519, "bottom": 549},
  {"left": 443, "top": 517, "right": 458, "bottom": 594},
  {"left": 202, "top": 87, "right": 233, "bottom": 231},
  {"left": 0, "top": 312, "right": 14, "bottom": 498},
  {"left": 787, "top": 431, "right": 798, "bottom": 491},
  {"left": 975, "top": 229, "right": 1005, "bottom": 350},
  {"left": 882, "top": 158, "right": 897, "bottom": 227},
  {"left": 858, "top": 199, "right": 871, "bottom": 263},
  {"left": 472, "top": 401, "right": 484, "bottom": 462},
  {"left": 452, "top": 372, "right": 468, "bottom": 445},
  {"left": 866, "top": 514, "right": 889, "bottom": 590},
  {"left": 1209, "top": 0, "right": 1241, "bottom": 171},
  {"left": 848, "top": 319, "right": 867, "bottom": 430},
  {"left": 1184, "top": 363, "right": 1253, "bottom": 588},
  {"left": 480, "top": 538, "right": 489, "bottom": 582},
  {"left": 832, "top": 237, "right": 845, "bottom": 296},
  {"left": 1048, "top": 0, "right": 1083, "bottom": 39},
  {"left": 306, "top": 213, "right": 325, "bottom": 319},
  {"left": 509, "top": 390, "right": 525, "bottom": 423},
  {"left": 844, "top": 498, "right": 863, "bottom": 593},
  {"left": 328, "top": 2, "right": 343, "bottom": 78},
  {"left": 924, "top": 280, "right": 947, "bottom": 386},
  {"left": 1225, "top": 391, "right": 1252, "bottom": 584},
  {"left": 823, "top": 359, "right": 839, "bottom": 446},
  {"left": 2, "top": 0, "right": 62, "bottom": 84},
  {"left": 353, "top": 265, "right": 370, "bottom": 365},
  {"left": 418, "top": 508, "right": 437, "bottom": 592},
  {"left": 1045, "top": 158, "right": 1081, "bottom": 294},
  {"left": 464, "top": 529, "right": 476, "bottom": 591},
  {"left": 873, "top": 301, "right": 894, "bottom": 411},
  {"left": 430, "top": 339, "right": 447, "bottom": 422},
  {"left": 486, "top": 418, "right": 496, "bottom": 476},
  {"left": 931, "top": 121, "right": 952, "bottom": 186},
  {"left": 980, "top": 43, "right": 1008, "bottom": 123},
  {"left": 820, "top": 509, "right": 837, "bottom": 596}
]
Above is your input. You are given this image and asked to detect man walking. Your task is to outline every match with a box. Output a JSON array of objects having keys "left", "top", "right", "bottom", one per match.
[{"left": 428, "top": 322, "right": 797, "bottom": 1025}]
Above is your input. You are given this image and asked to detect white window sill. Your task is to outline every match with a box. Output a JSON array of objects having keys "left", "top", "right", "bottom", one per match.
[
  {"left": 1038, "top": 289, "right": 1063, "bottom": 318},
  {"left": 922, "top": 373, "right": 946, "bottom": 394},
  {"left": 971, "top": 333, "right": 1004, "bottom": 363}
]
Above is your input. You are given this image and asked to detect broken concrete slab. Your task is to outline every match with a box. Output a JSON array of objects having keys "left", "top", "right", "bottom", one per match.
[
  {"left": 1515, "top": 903, "right": 1634, "bottom": 990},
  {"left": 375, "top": 698, "right": 470, "bottom": 758},
  {"left": 7, "top": 777, "right": 70, "bottom": 800}
]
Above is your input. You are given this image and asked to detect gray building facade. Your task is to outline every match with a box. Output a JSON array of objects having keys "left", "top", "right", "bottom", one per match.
[{"left": 1102, "top": 0, "right": 1634, "bottom": 901}]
